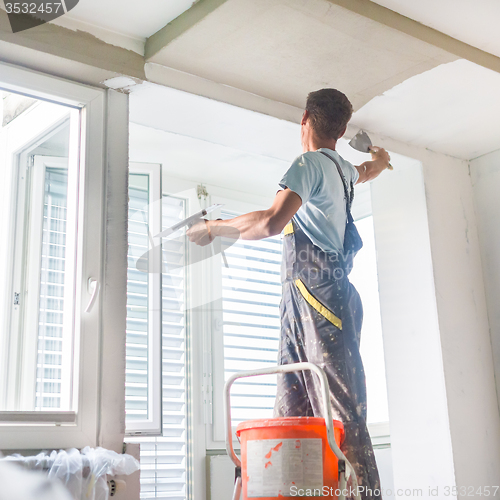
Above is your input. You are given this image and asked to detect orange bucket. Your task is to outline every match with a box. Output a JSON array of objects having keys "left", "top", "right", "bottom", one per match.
[{"left": 236, "top": 417, "right": 345, "bottom": 499}]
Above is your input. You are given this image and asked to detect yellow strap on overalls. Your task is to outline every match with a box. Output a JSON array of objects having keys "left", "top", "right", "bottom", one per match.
[
  {"left": 284, "top": 222, "right": 294, "bottom": 235},
  {"left": 294, "top": 278, "right": 343, "bottom": 330}
]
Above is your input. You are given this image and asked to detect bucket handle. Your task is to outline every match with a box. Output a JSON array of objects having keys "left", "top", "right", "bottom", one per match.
[{"left": 223, "top": 362, "right": 361, "bottom": 500}]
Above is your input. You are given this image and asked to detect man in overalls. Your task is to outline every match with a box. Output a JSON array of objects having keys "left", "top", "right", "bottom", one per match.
[{"left": 188, "top": 89, "right": 390, "bottom": 499}]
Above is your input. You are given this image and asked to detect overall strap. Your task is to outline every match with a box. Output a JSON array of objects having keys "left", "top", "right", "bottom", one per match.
[{"left": 319, "top": 151, "right": 355, "bottom": 220}]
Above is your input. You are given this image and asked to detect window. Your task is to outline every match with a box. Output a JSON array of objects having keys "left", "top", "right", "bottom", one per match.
[
  {"left": 126, "top": 165, "right": 162, "bottom": 435},
  {"left": 220, "top": 212, "right": 282, "bottom": 425},
  {"left": 126, "top": 173, "right": 151, "bottom": 423},
  {"left": 32, "top": 156, "right": 76, "bottom": 411},
  {"left": 0, "top": 96, "right": 79, "bottom": 413},
  {"left": 0, "top": 63, "right": 107, "bottom": 449},
  {"left": 211, "top": 185, "right": 390, "bottom": 445},
  {"left": 126, "top": 165, "right": 190, "bottom": 499}
]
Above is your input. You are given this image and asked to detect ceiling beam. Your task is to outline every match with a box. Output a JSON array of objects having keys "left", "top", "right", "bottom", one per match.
[
  {"left": 145, "top": 0, "right": 230, "bottom": 61},
  {"left": 0, "top": 9, "right": 146, "bottom": 79},
  {"left": 327, "top": 0, "right": 500, "bottom": 74}
]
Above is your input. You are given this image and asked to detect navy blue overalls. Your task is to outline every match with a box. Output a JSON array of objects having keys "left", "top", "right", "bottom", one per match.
[{"left": 273, "top": 218, "right": 382, "bottom": 499}]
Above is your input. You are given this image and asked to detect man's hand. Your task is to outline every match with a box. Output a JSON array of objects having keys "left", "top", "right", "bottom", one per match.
[
  {"left": 356, "top": 146, "right": 391, "bottom": 184},
  {"left": 186, "top": 219, "right": 213, "bottom": 246}
]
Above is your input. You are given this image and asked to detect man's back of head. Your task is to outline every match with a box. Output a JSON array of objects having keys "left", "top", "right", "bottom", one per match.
[{"left": 306, "top": 89, "right": 353, "bottom": 141}]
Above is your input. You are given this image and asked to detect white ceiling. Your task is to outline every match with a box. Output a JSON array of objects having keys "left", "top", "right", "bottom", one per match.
[
  {"left": 352, "top": 59, "right": 500, "bottom": 160},
  {"left": 58, "top": 0, "right": 500, "bottom": 61},
  {"left": 46, "top": 0, "right": 500, "bottom": 160},
  {"left": 131, "top": 57, "right": 500, "bottom": 166},
  {"left": 129, "top": 82, "right": 302, "bottom": 163},
  {"left": 63, "top": 0, "right": 195, "bottom": 39},
  {"left": 371, "top": 0, "right": 500, "bottom": 58},
  {"left": 148, "top": 0, "right": 456, "bottom": 111}
]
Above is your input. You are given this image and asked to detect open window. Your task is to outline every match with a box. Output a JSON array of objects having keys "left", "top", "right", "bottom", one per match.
[
  {"left": 2, "top": 107, "right": 79, "bottom": 414},
  {"left": 126, "top": 163, "right": 162, "bottom": 435},
  {"left": 0, "top": 63, "right": 107, "bottom": 449},
  {"left": 126, "top": 166, "right": 192, "bottom": 498}
]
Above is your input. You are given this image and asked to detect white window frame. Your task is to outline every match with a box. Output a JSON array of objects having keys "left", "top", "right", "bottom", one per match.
[
  {"left": 1, "top": 105, "right": 76, "bottom": 412},
  {"left": 23, "top": 154, "right": 78, "bottom": 412},
  {"left": 0, "top": 62, "right": 107, "bottom": 449},
  {"left": 126, "top": 162, "right": 163, "bottom": 436}
]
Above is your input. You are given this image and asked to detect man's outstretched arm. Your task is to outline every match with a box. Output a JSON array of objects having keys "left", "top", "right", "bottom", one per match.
[
  {"left": 187, "top": 188, "right": 302, "bottom": 245},
  {"left": 355, "top": 146, "right": 391, "bottom": 184}
]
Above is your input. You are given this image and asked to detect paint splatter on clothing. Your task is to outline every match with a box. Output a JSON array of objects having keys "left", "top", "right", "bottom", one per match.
[{"left": 273, "top": 220, "right": 382, "bottom": 500}]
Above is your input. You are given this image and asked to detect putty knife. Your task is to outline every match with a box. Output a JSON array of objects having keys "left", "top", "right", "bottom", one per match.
[
  {"left": 155, "top": 203, "right": 223, "bottom": 239},
  {"left": 348, "top": 130, "right": 393, "bottom": 170}
]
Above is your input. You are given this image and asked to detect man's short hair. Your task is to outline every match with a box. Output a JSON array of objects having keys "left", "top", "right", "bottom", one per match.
[{"left": 305, "top": 89, "right": 353, "bottom": 140}]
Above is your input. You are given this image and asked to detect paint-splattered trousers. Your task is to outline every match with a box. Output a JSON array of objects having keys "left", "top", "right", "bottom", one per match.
[{"left": 273, "top": 221, "right": 382, "bottom": 500}]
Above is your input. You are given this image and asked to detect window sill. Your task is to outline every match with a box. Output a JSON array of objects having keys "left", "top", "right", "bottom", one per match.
[{"left": 0, "top": 411, "right": 76, "bottom": 424}]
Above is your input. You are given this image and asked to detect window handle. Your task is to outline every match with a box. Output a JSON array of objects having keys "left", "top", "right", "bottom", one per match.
[{"left": 85, "top": 278, "right": 100, "bottom": 313}]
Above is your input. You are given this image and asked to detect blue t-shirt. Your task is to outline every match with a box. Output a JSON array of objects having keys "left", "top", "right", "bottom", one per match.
[{"left": 279, "top": 148, "right": 359, "bottom": 254}]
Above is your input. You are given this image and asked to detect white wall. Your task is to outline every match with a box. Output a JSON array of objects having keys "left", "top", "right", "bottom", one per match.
[
  {"left": 365, "top": 127, "right": 500, "bottom": 494},
  {"left": 423, "top": 150, "right": 500, "bottom": 489},
  {"left": 100, "top": 90, "right": 129, "bottom": 452},
  {"left": 371, "top": 153, "right": 457, "bottom": 497},
  {"left": 470, "top": 150, "right": 500, "bottom": 415}
]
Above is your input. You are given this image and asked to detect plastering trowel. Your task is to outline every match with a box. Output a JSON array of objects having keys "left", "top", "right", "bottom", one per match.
[
  {"left": 155, "top": 203, "right": 223, "bottom": 239},
  {"left": 137, "top": 203, "right": 229, "bottom": 274},
  {"left": 348, "top": 129, "right": 393, "bottom": 170}
]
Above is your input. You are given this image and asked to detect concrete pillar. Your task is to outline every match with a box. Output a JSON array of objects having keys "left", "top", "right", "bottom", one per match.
[
  {"left": 371, "top": 152, "right": 456, "bottom": 498},
  {"left": 423, "top": 150, "right": 500, "bottom": 490},
  {"left": 470, "top": 150, "right": 500, "bottom": 411}
]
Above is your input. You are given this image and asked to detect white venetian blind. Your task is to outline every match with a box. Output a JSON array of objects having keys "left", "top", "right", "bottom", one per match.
[
  {"left": 126, "top": 186, "right": 189, "bottom": 500},
  {"left": 126, "top": 174, "right": 150, "bottom": 420},
  {"left": 221, "top": 212, "right": 282, "bottom": 425},
  {"left": 35, "top": 167, "right": 69, "bottom": 410}
]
